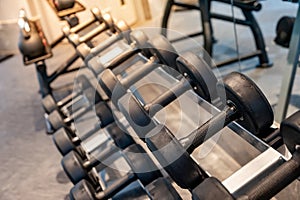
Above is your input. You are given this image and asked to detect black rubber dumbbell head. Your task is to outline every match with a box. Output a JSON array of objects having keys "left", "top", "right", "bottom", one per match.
[
  {"left": 62, "top": 150, "right": 87, "bottom": 184},
  {"left": 42, "top": 94, "right": 57, "bottom": 113},
  {"left": 147, "top": 35, "right": 178, "bottom": 69},
  {"left": 69, "top": 179, "right": 95, "bottom": 200},
  {"left": 218, "top": 72, "right": 274, "bottom": 135},
  {"left": 281, "top": 110, "right": 300, "bottom": 153},
  {"left": 123, "top": 144, "right": 162, "bottom": 186},
  {"left": 48, "top": 110, "right": 64, "bottom": 131},
  {"left": 95, "top": 101, "right": 114, "bottom": 128},
  {"left": 176, "top": 52, "right": 218, "bottom": 102},
  {"left": 53, "top": 129, "right": 76, "bottom": 156}
]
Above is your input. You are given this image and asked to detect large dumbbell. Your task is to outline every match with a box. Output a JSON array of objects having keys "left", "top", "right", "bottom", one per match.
[
  {"left": 61, "top": 7, "right": 103, "bottom": 37},
  {"left": 77, "top": 29, "right": 150, "bottom": 76},
  {"left": 61, "top": 122, "right": 135, "bottom": 184},
  {"left": 69, "top": 144, "right": 162, "bottom": 200},
  {"left": 192, "top": 110, "right": 300, "bottom": 200},
  {"left": 42, "top": 75, "right": 94, "bottom": 113},
  {"left": 18, "top": 9, "right": 48, "bottom": 60},
  {"left": 118, "top": 52, "right": 218, "bottom": 135},
  {"left": 98, "top": 34, "right": 178, "bottom": 105},
  {"left": 52, "top": 101, "right": 113, "bottom": 155},
  {"left": 142, "top": 70, "right": 273, "bottom": 190},
  {"left": 53, "top": 0, "right": 75, "bottom": 11},
  {"left": 67, "top": 12, "right": 114, "bottom": 47}
]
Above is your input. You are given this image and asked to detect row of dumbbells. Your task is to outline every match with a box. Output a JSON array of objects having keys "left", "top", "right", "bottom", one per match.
[
  {"left": 43, "top": 24, "right": 300, "bottom": 200},
  {"left": 18, "top": 4, "right": 300, "bottom": 200}
]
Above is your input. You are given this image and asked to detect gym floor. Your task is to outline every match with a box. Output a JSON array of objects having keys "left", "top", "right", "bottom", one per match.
[{"left": 0, "top": 1, "right": 300, "bottom": 199}]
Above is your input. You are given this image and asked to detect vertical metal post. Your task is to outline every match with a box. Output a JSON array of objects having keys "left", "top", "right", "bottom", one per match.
[{"left": 275, "top": 1, "right": 300, "bottom": 122}]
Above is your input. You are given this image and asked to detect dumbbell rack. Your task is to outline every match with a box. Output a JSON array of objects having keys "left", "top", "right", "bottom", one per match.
[{"left": 75, "top": 64, "right": 297, "bottom": 198}]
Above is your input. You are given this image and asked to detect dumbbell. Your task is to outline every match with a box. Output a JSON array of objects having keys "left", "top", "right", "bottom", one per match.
[
  {"left": 61, "top": 121, "right": 135, "bottom": 184},
  {"left": 47, "top": 93, "right": 107, "bottom": 132},
  {"left": 118, "top": 52, "right": 218, "bottom": 135},
  {"left": 69, "top": 144, "right": 163, "bottom": 200},
  {"left": 53, "top": 0, "right": 75, "bottom": 11},
  {"left": 76, "top": 20, "right": 131, "bottom": 63},
  {"left": 98, "top": 34, "right": 179, "bottom": 105},
  {"left": 46, "top": 76, "right": 106, "bottom": 132},
  {"left": 52, "top": 101, "right": 114, "bottom": 155},
  {"left": 61, "top": 7, "right": 103, "bottom": 38},
  {"left": 192, "top": 110, "right": 300, "bottom": 200},
  {"left": 42, "top": 75, "right": 95, "bottom": 114},
  {"left": 77, "top": 28, "right": 150, "bottom": 76},
  {"left": 72, "top": 177, "right": 181, "bottom": 200},
  {"left": 18, "top": 9, "right": 48, "bottom": 60},
  {"left": 67, "top": 12, "right": 114, "bottom": 47},
  {"left": 141, "top": 69, "right": 273, "bottom": 190}
]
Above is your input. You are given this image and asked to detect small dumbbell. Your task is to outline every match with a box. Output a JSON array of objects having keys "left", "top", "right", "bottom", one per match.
[
  {"left": 192, "top": 110, "right": 300, "bottom": 200},
  {"left": 61, "top": 121, "right": 135, "bottom": 184},
  {"left": 98, "top": 34, "right": 178, "bottom": 105},
  {"left": 76, "top": 20, "right": 131, "bottom": 62},
  {"left": 52, "top": 101, "right": 113, "bottom": 155},
  {"left": 118, "top": 52, "right": 218, "bottom": 135},
  {"left": 42, "top": 75, "right": 95, "bottom": 113},
  {"left": 47, "top": 93, "right": 107, "bottom": 132},
  {"left": 77, "top": 29, "right": 149, "bottom": 76},
  {"left": 67, "top": 12, "right": 114, "bottom": 47},
  {"left": 69, "top": 144, "right": 162, "bottom": 200},
  {"left": 61, "top": 7, "right": 103, "bottom": 37},
  {"left": 142, "top": 70, "right": 273, "bottom": 190}
]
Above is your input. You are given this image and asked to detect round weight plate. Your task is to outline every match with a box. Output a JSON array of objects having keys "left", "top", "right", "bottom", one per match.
[
  {"left": 106, "top": 122, "right": 134, "bottom": 149},
  {"left": 98, "top": 69, "right": 118, "bottom": 98},
  {"left": 130, "top": 30, "right": 148, "bottom": 48},
  {"left": 42, "top": 94, "right": 57, "bottom": 113},
  {"left": 69, "top": 179, "right": 95, "bottom": 200},
  {"left": 123, "top": 144, "right": 162, "bottom": 186},
  {"left": 148, "top": 35, "right": 178, "bottom": 69},
  {"left": 129, "top": 94, "right": 151, "bottom": 127},
  {"left": 281, "top": 111, "right": 300, "bottom": 153},
  {"left": 62, "top": 150, "right": 87, "bottom": 184},
  {"left": 176, "top": 52, "right": 218, "bottom": 102},
  {"left": 95, "top": 101, "right": 114, "bottom": 128},
  {"left": 48, "top": 110, "right": 64, "bottom": 131},
  {"left": 52, "top": 129, "right": 76, "bottom": 156},
  {"left": 145, "top": 125, "right": 205, "bottom": 189},
  {"left": 218, "top": 72, "right": 274, "bottom": 135}
]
